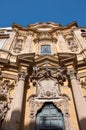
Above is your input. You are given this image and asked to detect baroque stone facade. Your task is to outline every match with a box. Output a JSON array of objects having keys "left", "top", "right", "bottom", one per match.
[{"left": 0, "top": 22, "right": 86, "bottom": 130}]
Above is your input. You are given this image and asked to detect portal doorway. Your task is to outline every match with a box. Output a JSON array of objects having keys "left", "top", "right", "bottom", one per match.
[{"left": 36, "top": 103, "right": 65, "bottom": 130}]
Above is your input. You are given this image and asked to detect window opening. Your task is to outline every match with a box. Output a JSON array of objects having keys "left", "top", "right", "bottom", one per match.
[{"left": 41, "top": 45, "right": 51, "bottom": 55}]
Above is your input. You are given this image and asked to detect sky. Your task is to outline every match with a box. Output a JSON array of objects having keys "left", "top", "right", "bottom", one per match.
[{"left": 0, "top": 0, "right": 86, "bottom": 27}]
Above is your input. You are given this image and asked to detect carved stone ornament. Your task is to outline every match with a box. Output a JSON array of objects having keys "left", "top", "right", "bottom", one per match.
[
  {"left": 29, "top": 96, "right": 36, "bottom": 118},
  {"left": 28, "top": 66, "right": 71, "bottom": 130},
  {"left": 36, "top": 79, "right": 61, "bottom": 98},
  {"left": 31, "top": 66, "right": 66, "bottom": 85},
  {"left": 18, "top": 70, "right": 27, "bottom": 81},
  {"left": 30, "top": 66, "right": 66, "bottom": 99},
  {"left": 28, "top": 95, "right": 70, "bottom": 123},
  {"left": 34, "top": 32, "right": 57, "bottom": 43},
  {"left": 0, "top": 78, "right": 14, "bottom": 128},
  {"left": 68, "top": 39, "right": 78, "bottom": 52},
  {"left": 13, "top": 35, "right": 26, "bottom": 53}
]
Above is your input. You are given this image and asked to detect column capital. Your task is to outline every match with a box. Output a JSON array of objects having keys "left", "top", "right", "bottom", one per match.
[
  {"left": 18, "top": 70, "right": 27, "bottom": 81},
  {"left": 67, "top": 69, "right": 76, "bottom": 80}
]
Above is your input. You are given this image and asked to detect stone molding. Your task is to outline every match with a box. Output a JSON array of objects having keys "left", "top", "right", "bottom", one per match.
[{"left": 28, "top": 94, "right": 71, "bottom": 130}]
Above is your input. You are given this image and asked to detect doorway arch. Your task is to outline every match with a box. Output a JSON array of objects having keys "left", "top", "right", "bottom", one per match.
[{"left": 36, "top": 102, "right": 65, "bottom": 130}]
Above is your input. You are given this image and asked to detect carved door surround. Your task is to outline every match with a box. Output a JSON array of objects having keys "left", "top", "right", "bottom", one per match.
[
  {"left": 28, "top": 64, "right": 71, "bottom": 130},
  {"left": 36, "top": 102, "right": 65, "bottom": 130},
  {"left": 28, "top": 95, "right": 70, "bottom": 130}
]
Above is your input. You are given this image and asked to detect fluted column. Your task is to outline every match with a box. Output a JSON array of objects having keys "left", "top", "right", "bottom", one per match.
[
  {"left": 10, "top": 71, "right": 26, "bottom": 130},
  {"left": 69, "top": 70, "right": 86, "bottom": 130}
]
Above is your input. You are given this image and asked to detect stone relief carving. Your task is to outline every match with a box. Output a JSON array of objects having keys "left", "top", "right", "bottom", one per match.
[
  {"left": 30, "top": 66, "right": 66, "bottom": 99},
  {"left": 36, "top": 79, "right": 61, "bottom": 98},
  {"left": 29, "top": 96, "right": 36, "bottom": 118},
  {"left": 0, "top": 72, "right": 14, "bottom": 128},
  {"left": 28, "top": 66, "right": 71, "bottom": 130},
  {"left": 64, "top": 32, "right": 78, "bottom": 52},
  {"left": 68, "top": 39, "right": 78, "bottom": 52},
  {"left": 33, "top": 32, "right": 57, "bottom": 43},
  {"left": 28, "top": 95, "right": 70, "bottom": 120},
  {"left": 13, "top": 35, "right": 26, "bottom": 53}
]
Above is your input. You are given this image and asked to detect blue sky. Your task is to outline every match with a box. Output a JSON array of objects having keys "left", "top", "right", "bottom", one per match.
[{"left": 0, "top": 0, "right": 86, "bottom": 27}]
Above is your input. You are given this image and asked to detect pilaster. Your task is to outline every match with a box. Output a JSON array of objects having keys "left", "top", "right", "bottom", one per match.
[
  {"left": 22, "top": 31, "right": 34, "bottom": 53},
  {"left": 57, "top": 32, "right": 69, "bottom": 52}
]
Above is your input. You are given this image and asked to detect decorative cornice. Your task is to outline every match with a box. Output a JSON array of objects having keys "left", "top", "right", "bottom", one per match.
[
  {"left": 17, "top": 53, "right": 35, "bottom": 67},
  {"left": 58, "top": 52, "right": 77, "bottom": 66},
  {"left": 34, "top": 55, "right": 59, "bottom": 68},
  {"left": 0, "top": 34, "right": 9, "bottom": 38},
  {"left": 61, "top": 21, "right": 78, "bottom": 30},
  {"left": 33, "top": 32, "right": 57, "bottom": 43},
  {"left": 12, "top": 21, "right": 78, "bottom": 33}
]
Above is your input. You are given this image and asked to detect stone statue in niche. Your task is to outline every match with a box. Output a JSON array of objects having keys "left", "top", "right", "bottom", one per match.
[{"left": 30, "top": 66, "right": 66, "bottom": 99}]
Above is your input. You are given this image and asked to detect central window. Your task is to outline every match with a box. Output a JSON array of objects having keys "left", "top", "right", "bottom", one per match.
[{"left": 41, "top": 45, "right": 51, "bottom": 55}]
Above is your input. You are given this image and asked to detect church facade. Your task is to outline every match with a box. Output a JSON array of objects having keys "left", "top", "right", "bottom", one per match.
[{"left": 0, "top": 22, "right": 86, "bottom": 130}]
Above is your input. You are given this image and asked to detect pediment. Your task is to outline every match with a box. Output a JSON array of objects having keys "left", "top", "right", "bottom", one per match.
[
  {"left": 58, "top": 53, "right": 77, "bottom": 65},
  {"left": 17, "top": 53, "right": 35, "bottom": 67},
  {"left": 35, "top": 55, "right": 59, "bottom": 68},
  {"left": 16, "top": 52, "right": 77, "bottom": 68},
  {"left": 28, "top": 22, "right": 61, "bottom": 32}
]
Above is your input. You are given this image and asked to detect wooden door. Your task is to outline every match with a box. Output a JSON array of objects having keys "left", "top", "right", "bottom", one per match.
[{"left": 36, "top": 103, "right": 65, "bottom": 130}]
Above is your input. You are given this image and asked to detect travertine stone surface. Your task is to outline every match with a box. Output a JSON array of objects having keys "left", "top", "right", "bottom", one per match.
[
  {"left": 70, "top": 71, "right": 86, "bottom": 130},
  {"left": 10, "top": 71, "right": 26, "bottom": 130},
  {"left": 0, "top": 22, "right": 86, "bottom": 130}
]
